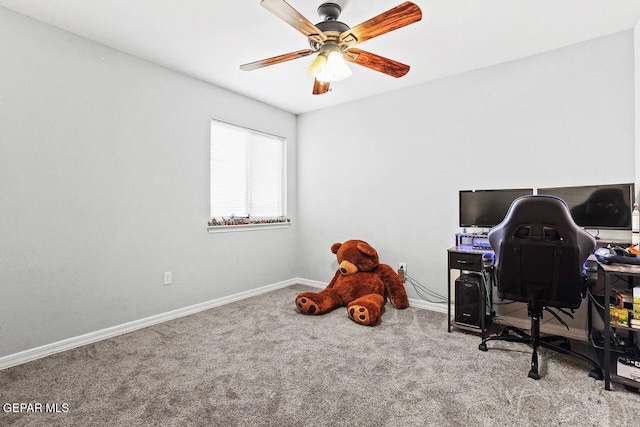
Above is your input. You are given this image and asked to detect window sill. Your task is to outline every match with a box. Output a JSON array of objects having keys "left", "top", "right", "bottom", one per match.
[{"left": 207, "top": 222, "right": 292, "bottom": 234}]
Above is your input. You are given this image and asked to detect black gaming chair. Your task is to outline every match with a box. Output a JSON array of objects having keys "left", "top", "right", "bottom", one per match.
[{"left": 478, "top": 195, "right": 603, "bottom": 380}]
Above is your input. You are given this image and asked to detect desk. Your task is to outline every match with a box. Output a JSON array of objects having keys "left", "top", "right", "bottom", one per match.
[
  {"left": 594, "top": 261, "right": 640, "bottom": 390},
  {"left": 447, "top": 246, "right": 493, "bottom": 333}
]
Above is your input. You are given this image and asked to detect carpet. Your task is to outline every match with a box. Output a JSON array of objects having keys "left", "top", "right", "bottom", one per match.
[{"left": 1, "top": 284, "right": 639, "bottom": 426}]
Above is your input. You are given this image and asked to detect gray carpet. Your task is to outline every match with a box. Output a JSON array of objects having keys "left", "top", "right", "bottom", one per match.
[{"left": 1, "top": 284, "right": 639, "bottom": 426}]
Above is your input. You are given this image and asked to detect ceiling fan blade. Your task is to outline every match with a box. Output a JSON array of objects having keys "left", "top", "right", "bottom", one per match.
[
  {"left": 240, "top": 49, "right": 315, "bottom": 71},
  {"left": 312, "top": 79, "right": 330, "bottom": 95},
  {"left": 261, "top": 0, "right": 327, "bottom": 44},
  {"left": 344, "top": 49, "right": 410, "bottom": 78},
  {"left": 340, "top": 1, "right": 422, "bottom": 47}
]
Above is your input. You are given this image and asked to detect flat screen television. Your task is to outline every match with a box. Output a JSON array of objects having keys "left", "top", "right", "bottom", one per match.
[
  {"left": 459, "top": 188, "right": 534, "bottom": 228},
  {"left": 537, "top": 183, "right": 635, "bottom": 230}
]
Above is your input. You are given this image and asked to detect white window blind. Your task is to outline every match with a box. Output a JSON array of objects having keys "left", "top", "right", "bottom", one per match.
[{"left": 210, "top": 119, "right": 287, "bottom": 220}]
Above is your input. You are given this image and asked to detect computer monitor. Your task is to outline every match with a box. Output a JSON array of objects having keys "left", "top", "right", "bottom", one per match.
[
  {"left": 459, "top": 189, "right": 534, "bottom": 228},
  {"left": 537, "top": 183, "right": 635, "bottom": 230}
]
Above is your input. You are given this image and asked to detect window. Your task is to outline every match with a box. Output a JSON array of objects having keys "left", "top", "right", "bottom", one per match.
[{"left": 209, "top": 119, "right": 288, "bottom": 230}]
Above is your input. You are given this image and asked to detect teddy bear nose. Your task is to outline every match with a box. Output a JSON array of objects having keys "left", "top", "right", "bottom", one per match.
[{"left": 339, "top": 260, "right": 358, "bottom": 275}]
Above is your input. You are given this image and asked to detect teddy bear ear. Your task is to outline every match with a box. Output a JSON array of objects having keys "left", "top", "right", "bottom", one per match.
[
  {"left": 357, "top": 241, "right": 377, "bottom": 257},
  {"left": 331, "top": 242, "right": 342, "bottom": 254}
]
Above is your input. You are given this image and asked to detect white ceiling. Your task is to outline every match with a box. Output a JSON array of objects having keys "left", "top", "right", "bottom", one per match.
[{"left": 2, "top": 0, "right": 640, "bottom": 115}]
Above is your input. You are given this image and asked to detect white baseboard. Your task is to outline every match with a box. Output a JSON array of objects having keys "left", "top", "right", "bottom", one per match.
[
  {"left": 294, "top": 278, "right": 326, "bottom": 289},
  {"left": 0, "top": 278, "right": 299, "bottom": 371},
  {"left": 407, "top": 298, "right": 448, "bottom": 313},
  {"left": 296, "top": 279, "right": 588, "bottom": 339},
  {"left": 0, "top": 277, "right": 589, "bottom": 370}
]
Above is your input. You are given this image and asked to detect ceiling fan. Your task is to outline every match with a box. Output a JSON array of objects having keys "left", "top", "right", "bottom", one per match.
[{"left": 240, "top": 0, "right": 422, "bottom": 95}]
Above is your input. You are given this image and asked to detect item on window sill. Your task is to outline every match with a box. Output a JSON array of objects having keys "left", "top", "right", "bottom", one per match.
[{"left": 208, "top": 217, "right": 290, "bottom": 227}]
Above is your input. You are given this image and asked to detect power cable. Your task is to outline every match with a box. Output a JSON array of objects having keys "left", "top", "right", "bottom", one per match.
[{"left": 404, "top": 273, "right": 447, "bottom": 303}]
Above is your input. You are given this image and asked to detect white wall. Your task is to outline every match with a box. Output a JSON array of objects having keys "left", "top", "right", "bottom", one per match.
[
  {"left": 297, "top": 30, "right": 636, "bottom": 336},
  {"left": 0, "top": 7, "right": 298, "bottom": 358}
]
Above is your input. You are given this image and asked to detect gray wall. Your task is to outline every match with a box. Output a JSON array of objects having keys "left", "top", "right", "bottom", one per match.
[
  {"left": 296, "top": 30, "right": 637, "bottom": 337},
  {"left": 0, "top": 7, "right": 298, "bottom": 358}
]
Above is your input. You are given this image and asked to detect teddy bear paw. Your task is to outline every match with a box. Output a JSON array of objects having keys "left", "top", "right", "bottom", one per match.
[
  {"left": 348, "top": 305, "right": 373, "bottom": 325},
  {"left": 296, "top": 296, "right": 319, "bottom": 315}
]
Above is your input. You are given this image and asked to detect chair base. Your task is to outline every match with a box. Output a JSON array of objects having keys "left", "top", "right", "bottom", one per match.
[{"left": 479, "top": 323, "right": 603, "bottom": 381}]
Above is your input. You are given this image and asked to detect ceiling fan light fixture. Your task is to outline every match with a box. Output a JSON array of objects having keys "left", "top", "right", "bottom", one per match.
[
  {"left": 308, "top": 52, "right": 328, "bottom": 77},
  {"left": 308, "top": 48, "right": 351, "bottom": 83},
  {"left": 242, "top": 1, "right": 423, "bottom": 94}
]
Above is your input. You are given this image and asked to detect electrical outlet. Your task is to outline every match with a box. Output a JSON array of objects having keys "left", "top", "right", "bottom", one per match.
[
  {"left": 397, "top": 262, "right": 407, "bottom": 283},
  {"left": 163, "top": 271, "right": 172, "bottom": 285}
]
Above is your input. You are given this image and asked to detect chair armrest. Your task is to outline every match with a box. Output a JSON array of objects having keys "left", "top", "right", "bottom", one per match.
[
  {"left": 583, "top": 259, "right": 598, "bottom": 289},
  {"left": 482, "top": 252, "right": 495, "bottom": 269},
  {"left": 584, "top": 259, "right": 597, "bottom": 272}
]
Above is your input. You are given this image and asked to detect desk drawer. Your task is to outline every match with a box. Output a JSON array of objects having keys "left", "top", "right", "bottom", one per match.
[{"left": 449, "top": 252, "right": 482, "bottom": 271}]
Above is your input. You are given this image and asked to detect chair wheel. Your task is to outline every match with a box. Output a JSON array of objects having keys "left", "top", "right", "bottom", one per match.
[
  {"left": 528, "top": 370, "right": 540, "bottom": 380},
  {"left": 589, "top": 368, "right": 603, "bottom": 380},
  {"left": 478, "top": 343, "right": 488, "bottom": 351}
]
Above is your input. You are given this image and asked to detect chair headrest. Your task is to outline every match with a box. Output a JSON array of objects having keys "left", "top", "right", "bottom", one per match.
[
  {"left": 489, "top": 195, "right": 596, "bottom": 259},
  {"left": 498, "top": 195, "right": 574, "bottom": 229}
]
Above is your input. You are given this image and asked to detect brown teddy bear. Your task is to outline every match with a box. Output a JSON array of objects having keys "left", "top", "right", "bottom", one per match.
[{"left": 295, "top": 239, "right": 409, "bottom": 326}]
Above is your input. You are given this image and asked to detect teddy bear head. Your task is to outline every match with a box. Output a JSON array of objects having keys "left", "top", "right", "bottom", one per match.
[{"left": 331, "top": 239, "right": 380, "bottom": 275}]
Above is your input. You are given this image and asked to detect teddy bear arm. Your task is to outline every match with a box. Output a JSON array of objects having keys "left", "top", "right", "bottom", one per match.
[
  {"left": 325, "top": 269, "right": 341, "bottom": 289},
  {"left": 378, "top": 264, "right": 409, "bottom": 309}
]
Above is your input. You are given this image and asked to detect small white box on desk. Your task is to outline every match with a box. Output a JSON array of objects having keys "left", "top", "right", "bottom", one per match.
[{"left": 617, "top": 355, "right": 640, "bottom": 382}]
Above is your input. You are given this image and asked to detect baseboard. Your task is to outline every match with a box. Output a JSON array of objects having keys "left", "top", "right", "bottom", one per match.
[
  {"left": 296, "top": 279, "right": 588, "bottom": 339},
  {"left": 4, "top": 277, "right": 585, "bottom": 371},
  {"left": 0, "top": 278, "right": 299, "bottom": 371},
  {"left": 294, "top": 278, "right": 326, "bottom": 289},
  {"left": 407, "top": 298, "right": 448, "bottom": 313}
]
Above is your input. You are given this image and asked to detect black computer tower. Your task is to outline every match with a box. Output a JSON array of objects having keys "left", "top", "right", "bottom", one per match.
[{"left": 454, "top": 273, "right": 484, "bottom": 328}]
